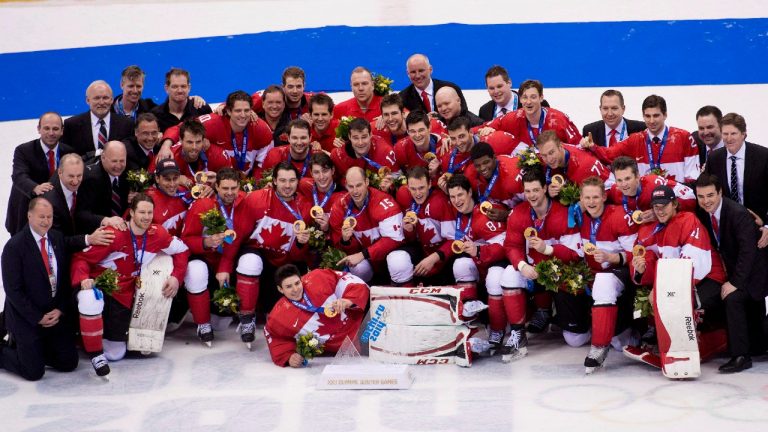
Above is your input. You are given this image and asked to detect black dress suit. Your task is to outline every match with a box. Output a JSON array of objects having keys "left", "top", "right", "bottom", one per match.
[
  {"left": 111, "top": 95, "right": 158, "bottom": 122},
  {"left": 62, "top": 111, "right": 133, "bottom": 159},
  {"left": 5, "top": 140, "right": 75, "bottom": 235},
  {"left": 0, "top": 227, "right": 78, "bottom": 380},
  {"left": 151, "top": 98, "right": 212, "bottom": 132},
  {"left": 122, "top": 135, "right": 156, "bottom": 171},
  {"left": 75, "top": 162, "right": 129, "bottom": 234},
  {"left": 703, "top": 142, "right": 768, "bottom": 222},
  {"left": 478, "top": 91, "right": 554, "bottom": 122},
  {"left": 696, "top": 198, "right": 767, "bottom": 355},
  {"left": 41, "top": 174, "right": 81, "bottom": 239},
  {"left": 581, "top": 118, "right": 646, "bottom": 147},
  {"left": 398, "top": 78, "right": 468, "bottom": 113}
]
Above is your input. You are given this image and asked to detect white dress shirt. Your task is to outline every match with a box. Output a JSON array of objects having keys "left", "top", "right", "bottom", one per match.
[
  {"left": 727, "top": 141, "right": 746, "bottom": 204},
  {"left": 90, "top": 111, "right": 111, "bottom": 151}
]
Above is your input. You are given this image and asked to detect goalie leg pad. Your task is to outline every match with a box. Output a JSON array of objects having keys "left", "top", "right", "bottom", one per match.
[
  {"left": 370, "top": 286, "right": 463, "bottom": 325},
  {"left": 368, "top": 324, "right": 473, "bottom": 367}
]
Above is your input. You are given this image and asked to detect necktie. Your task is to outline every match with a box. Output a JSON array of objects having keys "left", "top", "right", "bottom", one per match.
[
  {"left": 652, "top": 136, "right": 661, "bottom": 144},
  {"left": 730, "top": 155, "right": 740, "bottom": 202},
  {"left": 608, "top": 129, "right": 618, "bottom": 147},
  {"left": 98, "top": 119, "right": 108, "bottom": 150},
  {"left": 710, "top": 214, "right": 719, "bottom": 240},
  {"left": 71, "top": 191, "right": 77, "bottom": 217},
  {"left": 40, "top": 237, "right": 54, "bottom": 296},
  {"left": 500, "top": 107, "right": 508, "bottom": 116},
  {"left": 420, "top": 90, "right": 431, "bottom": 112},
  {"left": 47, "top": 149, "right": 56, "bottom": 176},
  {"left": 111, "top": 178, "right": 122, "bottom": 216}
]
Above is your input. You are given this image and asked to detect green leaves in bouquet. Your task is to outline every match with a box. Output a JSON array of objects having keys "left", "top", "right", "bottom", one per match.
[
  {"left": 557, "top": 182, "right": 581, "bottom": 206},
  {"left": 319, "top": 247, "right": 347, "bottom": 270},
  {"left": 534, "top": 258, "right": 564, "bottom": 293},
  {"left": 372, "top": 73, "right": 394, "bottom": 96},
  {"left": 199, "top": 208, "right": 227, "bottom": 235},
  {"left": 560, "top": 260, "right": 595, "bottom": 295},
  {"left": 296, "top": 332, "right": 325, "bottom": 360},
  {"left": 212, "top": 285, "right": 239, "bottom": 314},
  {"left": 335, "top": 116, "right": 356, "bottom": 139},
  {"left": 126, "top": 169, "right": 154, "bottom": 192},
  {"left": 94, "top": 268, "right": 120, "bottom": 296},
  {"left": 634, "top": 286, "right": 654, "bottom": 318}
]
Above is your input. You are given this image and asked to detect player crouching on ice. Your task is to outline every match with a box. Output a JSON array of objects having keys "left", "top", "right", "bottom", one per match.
[
  {"left": 264, "top": 264, "right": 369, "bottom": 368},
  {"left": 72, "top": 194, "right": 190, "bottom": 377}
]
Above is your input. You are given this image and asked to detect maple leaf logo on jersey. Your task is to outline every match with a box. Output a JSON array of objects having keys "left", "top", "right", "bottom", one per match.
[
  {"left": 257, "top": 221, "right": 292, "bottom": 252},
  {"left": 420, "top": 221, "right": 441, "bottom": 244}
]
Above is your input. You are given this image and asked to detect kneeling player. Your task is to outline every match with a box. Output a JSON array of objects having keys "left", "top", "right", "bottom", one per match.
[
  {"left": 71, "top": 194, "right": 189, "bottom": 377},
  {"left": 264, "top": 264, "right": 369, "bottom": 367}
]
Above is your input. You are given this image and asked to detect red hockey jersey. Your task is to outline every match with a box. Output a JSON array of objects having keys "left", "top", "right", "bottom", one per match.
[
  {"left": 484, "top": 107, "right": 582, "bottom": 146},
  {"left": 505, "top": 199, "right": 581, "bottom": 268},
  {"left": 395, "top": 186, "right": 456, "bottom": 257},
  {"left": 333, "top": 95, "right": 383, "bottom": 123},
  {"left": 606, "top": 174, "right": 696, "bottom": 214},
  {"left": 181, "top": 191, "right": 247, "bottom": 266},
  {"left": 579, "top": 204, "right": 638, "bottom": 272},
  {"left": 146, "top": 186, "right": 189, "bottom": 237},
  {"left": 464, "top": 155, "right": 524, "bottom": 209}
]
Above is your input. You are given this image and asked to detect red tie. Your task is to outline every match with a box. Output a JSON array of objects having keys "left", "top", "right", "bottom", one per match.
[
  {"left": 47, "top": 150, "right": 56, "bottom": 176},
  {"left": 40, "top": 237, "right": 51, "bottom": 275},
  {"left": 71, "top": 191, "right": 77, "bottom": 217},
  {"left": 421, "top": 90, "right": 431, "bottom": 112},
  {"left": 711, "top": 214, "right": 719, "bottom": 239},
  {"left": 608, "top": 129, "right": 618, "bottom": 147}
]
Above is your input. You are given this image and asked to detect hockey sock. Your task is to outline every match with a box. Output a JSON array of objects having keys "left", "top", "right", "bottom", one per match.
[
  {"left": 591, "top": 304, "right": 618, "bottom": 347},
  {"left": 488, "top": 295, "right": 507, "bottom": 331},
  {"left": 236, "top": 273, "right": 260, "bottom": 314},
  {"left": 187, "top": 289, "right": 211, "bottom": 325},
  {"left": 502, "top": 288, "right": 527, "bottom": 326},
  {"left": 79, "top": 314, "right": 103, "bottom": 353},
  {"left": 456, "top": 282, "right": 477, "bottom": 302}
]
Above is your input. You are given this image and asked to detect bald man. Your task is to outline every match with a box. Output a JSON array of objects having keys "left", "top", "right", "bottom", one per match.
[
  {"left": 63, "top": 80, "right": 134, "bottom": 160},
  {"left": 333, "top": 66, "right": 384, "bottom": 123},
  {"left": 398, "top": 53, "right": 468, "bottom": 114},
  {"left": 6, "top": 112, "right": 76, "bottom": 235},
  {"left": 75, "top": 141, "right": 130, "bottom": 234},
  {"left": 435, "top": 87, "right": 484, "bottom": 127}
]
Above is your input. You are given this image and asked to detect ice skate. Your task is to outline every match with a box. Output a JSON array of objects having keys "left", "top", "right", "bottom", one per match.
[
  {"left": 584, "top": 344, "right": 610, "bottom": 375},
  {"left": 237, "top": 313, "right": 256, "bottom": 350},
  {"left": 487, "top": 329, "right": 504, "bottom": 356},
  {"left": 91, "top": 354, "right": 110, "bottom": 379},
  {"left": 197, "top": 323, "right": 214, "bottom": 347},
  {"left": 501, "top": 329, "right": 528, "bottom": 363},
  {"left": 526, "top": 308, "right": 551, "bottom": 334}
]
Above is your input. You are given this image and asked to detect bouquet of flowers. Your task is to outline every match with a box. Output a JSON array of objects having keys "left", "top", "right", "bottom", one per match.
[
  {"left": 534, "top": 258, "right": 564, "bottom": 293},
  {"left": 199, "top": 208, "right": 227, "bottom": 235},
  {"left": 307, "top": 226, "right": 327, "bottom": 249},
  {"left": 365, "top": 169, "right": 382, "bottom": 189},
  {"left": 557, "top": 182, "right": 581, "bottom": 206},
  {"left": 392, "top": 173, "right": 408, "bottom": 188},
  {"left": 516, "top": 147, "right": 541, "bottom": 170},
  {"left": 372, "top": 73, "right": 394, "bottom": 96},
  {"left": 126, "top": 169, "right": 153, "bottom": 192},
  {"left": 257, "top": 168, "right": 274, "bottom": 190},
  {"left": 561, "top": 261, "right": 595, "bottom": 295},
  {"left": 335, "top": 116, "right": 357, "bottom": 139},
  {"left": 319, "top": 247, "right": 347, "bottom": 270},
  {"left": 634, "top": 286, "right": 654, "bottom": 318},
  {"left": 240, "top": 176, "right": 257, "bottom": 193},
  {"left": 212, "top": 284, "right": 239, "bottom": 314},
  {"left": 649, "top": 167, "right": 669, "bottom": 178},
  {"left": 94, "top": 268, "right": 120, "bottom": 296},
  {"left": 296, "top": 332, "right": 325, "bottom": 366}
]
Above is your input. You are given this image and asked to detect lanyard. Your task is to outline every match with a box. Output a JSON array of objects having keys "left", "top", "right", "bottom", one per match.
[
  {"left": 277, "top": 194, "right": 302, "bottom": 221},
  {"left": 645, "top": 127, "right": 669, "bottom": 170},
  {"left": 313, "top": 183, "right": 334, "bottom": 208},
  {"left": 129, "top": 228, "right": 147, "bottom": 278},
  {"left": 345, "top": 195, "right": 370, "bottom": 218},
  {"left": 290, "top": 292, "right": 324, "bottom": 314},
  {"left": 159, "top": 186, "right": 193, "bottom": 205},
  {"left": 289, "top": 152, "right": 310, "bottom": 177},
  {"left": 478, "top": 164, "right": 500, "bottom": 202},
  {"left": 621, "top": 183, "right": 642, "bottom": 215},
  {"left": 526, "top": 108, "right": 547, "bottom": 144},
  {"left": 447, "top": 148, "right": 470, "bottom": 174},
  {"left": 114, "top": 97, "right": 138, "bottom": 122},
  {"left": 530, "top": 199, "right": 552, "bottom": 232},
  {"left": 617, "top": 121, "right": 627, "bottom": 141},
  {"left": 545, "top": 149, "right": 570, "bottom": 184},
  {"left": 231, "top": 129, "right": 248, "bottom": 171},
  {"left": 185, "top": 151, "right": 209, "bottom": 179},
  {"left": 362, "top": 155, "right": 382, "bottom": 171},
  {"left": 589, "top": 217, "right": 602, "bottom": 244},
  {"left": 638, "top": 223, "right": 666, "bottom": 246},
  {"left": 218, "top": 196, "right": 235, "bottom": 229},
  {"left": 455, "top": 211, "right": 473, "bottom": 240}
]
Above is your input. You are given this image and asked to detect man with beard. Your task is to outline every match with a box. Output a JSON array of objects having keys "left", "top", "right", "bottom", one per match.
[
  {"left": 263, "top": 119, "right": 316, "bottom": 178},
  {"left": 298, "top": 153, "right": 345, "bottom": 235},
  {"left": 145, "top": 159, "right": 189, "bottom": 237},
  {"left": 463, "top": 142, "right": 524, "bottom": 222},
  {"left": 693, "top": 106, "right": 724, "bottom": 167}
]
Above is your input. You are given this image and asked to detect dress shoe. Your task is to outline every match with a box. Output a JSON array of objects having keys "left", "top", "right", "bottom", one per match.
[{"left": 718, "top": 355, "right": 752, "bottom": 373}]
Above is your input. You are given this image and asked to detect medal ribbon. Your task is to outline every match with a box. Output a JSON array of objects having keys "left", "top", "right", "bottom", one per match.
[
  {"left": 447, "top": 148, "right": 470, "bottom": 174},
  {"left": 622, "top": 183, "right": 642, "bottom": 215},
  {"left": 290, "top": 292, "right": 326, "bottom": 314},
  {"left": 478, "top": 164, "right": 500, "bottom": 203},
  {"left": 645, "top": 127, "right": 669, "bottom": 170},
  {"left": 526, "top": 108, "right": 547, "bottom": 144},
  {"left": 455, "top": 211, "right": 473, "bottom": 240},
  {"left": 313, "top": 183, "right": 334, "bottom": 208},
  {"left": 129, "top": 228, "right": 147, "bottom": 279},
  {"left": 231, "top": 129, "right": 248, "bottom": 171}
]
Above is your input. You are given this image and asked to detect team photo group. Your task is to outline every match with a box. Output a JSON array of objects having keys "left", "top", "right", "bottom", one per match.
[{"left": 2, "top": 53, "right": 767, "bottom": 382}]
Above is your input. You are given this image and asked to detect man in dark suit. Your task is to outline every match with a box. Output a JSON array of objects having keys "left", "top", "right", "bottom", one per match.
[
  {"left": 694, "top": 173, "right": 768, "bottom": 372},
  {"left": 6, "top": 112, "right": 75, "bottom": 235},
  {"left": 0, "top": 198, "right": 78, "bottom": 381},
  {"left": 435, "top": 86, "right": 484, "bottom": 127},
  {"left": 398, "top": 53, "right": 467, "bottom": 114},
  {"left": 75, "top": 140, "right": 130, "bottom": 235},
  {"left": 702, "top": 113, "right": 768, "bottom": 244},
  {"left": 123, "top": 112, "right": 161, "bottom": 171},
  {"left": 693, "top": 105, "right": 724, "bottom": 167},
  {"left": 111, "top": 65, "right": 158, "bottom": 122},
  {"left": 478, "top": 65, "right": 518, "bottom": 121},
  {"left": 581, "top": 90, "right": 645, "bottom": 147},
  {"left": 63, "top": 80, "right": 134, "bottom": 161}
]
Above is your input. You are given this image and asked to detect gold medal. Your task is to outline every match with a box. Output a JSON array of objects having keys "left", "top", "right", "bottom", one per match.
[
  {"left": 583, "top": 241, "right": 597, "bottom": 255},
  {"left": 378, "top": 166, "right": 391, "bottom": 178},
  {"left": 343, "top": 217, "right": 357, "bottom": 229},
  {"left": 632, "top": 210, "right": 644, "bottom": 224},
  {"left": 191, "top": 185, "right": 203, "bottom": 199},
  {"left": 404, "top": 211, "right": 418, "bottom": 223},
  {"left": 224, "top": 229, "right": 237, "bottom": 241},
  {"left": 424, "top": 152, "right": 437, "bottom": 162},
  {"left": 524, "top": 227, "right": 538, "bottom": 239},
  {"left": 633, "top": 244, "right": 646, "bottom": 257},
  {"left": 324, "top": 307, "right": 338, "bottom": 318},
  {"left": 194, "top": 171, "right": 208, "bottom": 184},
  {"left": 451, "top": 240, "right": 465, "bottom": 254},
  {"left": 479, "top": 201, "right": 493, "bottom": 215},
  {"left": 310, "top": 205, "right": 324, "bottom": 219},
  {"left": 441, "top": 172, "right": 453, "bottom": 182},
  {"left": 135, "top": 278, "right": 142, "bottom": 290},
  {"left": 551, "top": 174, "right": 565, "bottom": 186},
  {"left": 293, "top": 220, "right": 306, "bottom": 232}
]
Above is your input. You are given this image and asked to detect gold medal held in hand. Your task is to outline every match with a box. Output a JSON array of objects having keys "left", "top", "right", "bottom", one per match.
[
  {"left": 451, "top": 240, "right": 465, "bottom": 254},
  {"left": 632, "top": 210, "right": 644, "bottom": 224},
  {"left": 633, "top": 244, "right": 646, "bottom": 257},
  {"left": 343, "top": 217, "right": 357, "bottom": 229},
  {"left": 324, "top": 307, "right": 338, "bottom": 318},
  {"left": 424, "top": 152, "right": 437, "bottom": 162},
  {"left": 404, "top": 211, "right": 418, "bottom": 223},
  {"left": 551, "top": 174, "right": 565, "bottom": 186},
  {"left": 310, "top": 206, "right": 324, "bottom": 219},
  {"left": 524, "top": 227, "right": 538, "bottom": 239},
  {"left": 479, "top": 201, "right": 493, "bottom": 215},
  {"left": 293, "top": 220, "right": 306, "bottom": 232},
  {"left": 583, "top": 241, "right": 597, "bottom": 255},
  {"left": 441, "top": 172, "right": 453, "bottom": 183},
  {"left": 224, "top": 229, "right": 237, "bottom": 241},
  {"left": 194, "top": 171, "right": 208, "bottom": 184},
  {"left": 191, "top": 185, "right": 203, "bottom": 199},
  {"left": 378, "top": 166, "right": 391, "bottom": 178}
]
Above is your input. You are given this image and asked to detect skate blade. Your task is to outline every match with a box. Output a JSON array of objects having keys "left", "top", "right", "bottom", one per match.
[
  {"left": 245, "top": 342, "right": 253, "bottom": 351},
  {"left": 204, "top": 341, "right": 212, "bottom": 348},
  {"left": 584, "top": 365, "right": 602, "bottom": 375}
]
